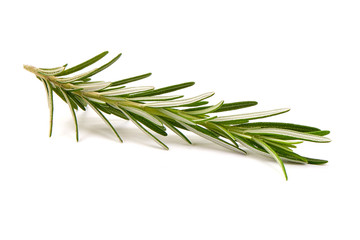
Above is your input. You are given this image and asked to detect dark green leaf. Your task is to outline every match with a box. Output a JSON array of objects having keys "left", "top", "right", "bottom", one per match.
[
  {"left": 128, "top": 112, "right": 167, "bottom": 136},
  {"left": 306, "top": 157, "right": 328, "bottom": 165},
  {"left": 52, "top": 86, "right": 67, "bottom": 102},
  {"left": 263, "top": 141, "right": 308, "bottom": 163},
  {"left": 253, "top": 138, "right": 288, "bottom": 180},
  {"left": 307, "top": 130, "right": 331, "bottom": 136},
  {"left": 183, "top": 101, "right": 224, "bottom": 115},
  {"left": 67, "top": 92, "right": 87, "bottom": 111},
  {"left": 236, "top": 122, "right": 321, "bottom": 132},
  {"left": 214, "top": 101, "right": 258, "bottom": 112},
  {"left": 118, "top": 108, "right": 169, "bottom": 150},
  {"left": 130, "top": 82, "right": 195, "bottom": 97},
  {"left": 215, "top": 119, "right": 250, "bottom": 125},
  {"left": 122, "top": 105, "right": 162, "bottom": 126},
  {"left": 88, "top": 102, "right": 112, "bottom": 114},
  {"left": 87, "top": 101, "right": 123, "bottom": 142},
  {"left": 52, "top": 87, "right": 79, "bottom": 110},
  {"left": 106, "top": 104, "right": 129, "bottom": 120},
  {"left": 42, "top": 79, "right": 54, "bottom": 137},
  {"left": 72, "top": 77, "right": 92, "bottom": 84},
  {"left": 233, "top": 134, "right": 264, "bottom": 151},
  {"left": 184, "top": 101, "right": 255, "bottom": 112},
  {"left": 109, "top": 73, "right": 152, "bottom": 87},
  {"left": 144, "top": 92, "right": 214, "bottom": 108},
  {"left": 75, "top": 53, "right": 122, "bottom": 81},
  {"left": 182, "top": 101, "right": 209, "bottom": 107},
  {"left": 61, "top": 89, "right": 79, "bottom": 141},
  {"left": 206, "top": 122, "right": 238, "bottom": 147},
  {"left": 211, "top": 108, "right": 290, "bottom": 123},
  {"left": 157, "top": 116, "right": 187, "bottom": 130},
  {"left": 157, "top": 109, "right": 195, "bottom": 125},
  {"left": 160, "top": 117, "right": 192, "bottom": 144},
  {"left": 243, "top": 128, "right": 331, "bottom": 143},
  {"left": 181, "top": 123, "right": 246, "bottom": 154},
  {"left": 56, "top": 51, "right": 109, "bottom": 76}
]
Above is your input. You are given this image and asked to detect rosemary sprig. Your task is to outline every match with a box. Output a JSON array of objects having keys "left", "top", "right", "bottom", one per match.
[{"left": 24, "top": 51, "right": 331, "bottom": 180}]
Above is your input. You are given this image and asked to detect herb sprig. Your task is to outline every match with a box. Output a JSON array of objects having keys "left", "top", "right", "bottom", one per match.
[{"left": 24, "top": 51, "right": 331, "bottom": 180}]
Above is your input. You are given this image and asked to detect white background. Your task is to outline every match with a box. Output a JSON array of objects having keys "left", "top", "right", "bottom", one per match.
[{"left": 1, "top": 0, "right": 359, "bottom": 239}]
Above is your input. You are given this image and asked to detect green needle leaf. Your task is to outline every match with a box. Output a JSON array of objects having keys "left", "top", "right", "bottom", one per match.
[
  {"left": 60, "top": 89, "right": 79, "bottom": 141},
  {"left": 307, "top": 130, "right": 331, "bottom": 136},
  {"left": 128, "top": 95, "right": 183, "bottom": 101},
  {"left": 160, "top": 117, "right": 192, "bottom": 144},
  {"left": 274, "top": 149, "right": 308, "bottom": 164},
  {"left": 75, "top": 53, "right": 122, "bottom": 81},
  {"left": 211, "top": 108, "right": 290, "bottom": 123},
  {"left": 39, "top": 65, "right": 67, "bottom": 71},
  {"left": 121, "top": 105, "right": 163, "bottom": 126},
  {"left": 235, "top": 122, "right": 321, "bottom": 132},
  {"left": 253, "top": 138, "right": 288, "bottom": 180},
  {"left": 56, "top": 51, "right": 109, "bottom": 76},
  {"left": 157, "top": 109, "right": 195, "bottom": 125},
  {"left": 306, "top": 157, "right": 328, "bottom": 165},
  {"left": 105, "top": 104, "right": 129, "bottom": 120},
  {"left": 260, "top": 137, "right": 303, "bottom": 146},
  {"left": 233, "top": 134, "right": 307, "bottom": 164},
  {"left": 67, "top": 92, "right": 87, "bottom": 111},
  {"left": 128, "top": 112, "right": 167, "bottom": 136},
  {"left": 109, "top": 73, "right": 152, "bottom": 87},
  {"left": 214, "top": 101, "right": 258, "bottom": 112},
  {"left": 185, "top": 100, "right": 224, "bottom": 115},
  {"left": 87, "top": 101, "right": 123, "bottom": 142},
  {"left": 118, "top": 107, "right": 169, "bottom": 150},
  {"left": 181, "top": 123, "right": 246, "bottom": 154},
  {"left": 74, "top": 82, "right": 111, "bottom": 92},
  {"left": 100, "top": 86, "right": 154, "bottom": 96},
  {"left": 207, "top": 122, "right": 238, "bottom": 147},
  {"left": 41, "top": 79, "right": 54, "bottom": 137},
  {"left": 244, "top": 128, "right": 331, "bottom": 143},
  {"left": 144, "top": 92, "right": 214, "bottom": 108},
  {"left": 57, "top": 71, "right": 94, "bottom": 83},
  {"left": 182, "top": 101, "right": 209, "bottom": 107},
  {"left": 130, "top": 82, "right": 195, "bottom": 97},
  {"left": 38, "top": 66, "right": 66, "bottom": 76}
]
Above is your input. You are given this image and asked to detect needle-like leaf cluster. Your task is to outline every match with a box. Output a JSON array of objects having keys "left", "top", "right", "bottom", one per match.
[{"left": 24, "top": 51, "right": 331, "bottom": 180}]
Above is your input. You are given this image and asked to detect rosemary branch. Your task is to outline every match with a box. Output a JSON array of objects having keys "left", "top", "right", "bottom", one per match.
[{"left": 24, "top": 51, "right": 331, "bottom": 180}]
